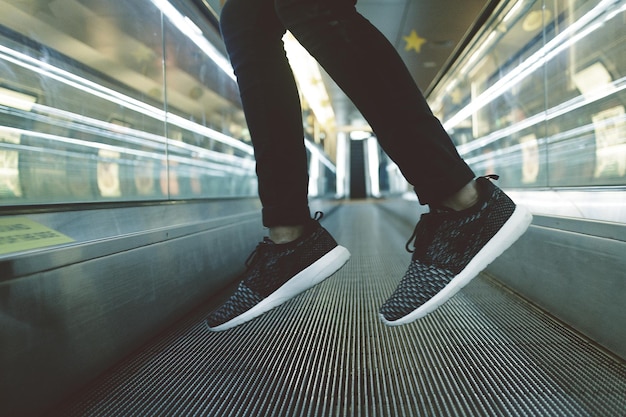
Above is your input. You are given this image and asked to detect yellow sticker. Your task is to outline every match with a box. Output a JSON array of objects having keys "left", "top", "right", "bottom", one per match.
[{"left": 0, "top": 217, "right": 74, "bottom": 255}]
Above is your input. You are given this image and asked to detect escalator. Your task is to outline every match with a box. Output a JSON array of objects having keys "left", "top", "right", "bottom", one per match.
[{"left": 53, "top": 202, "right": 626, "bottom": 416}]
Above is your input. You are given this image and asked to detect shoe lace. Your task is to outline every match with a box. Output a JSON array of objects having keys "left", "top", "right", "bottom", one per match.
[
  {"left": 313, "top": 211, "right": 324, "bottom": 221},
  {"left": 406, "top": 174, "right": 500, "bottom": 253},
  {"left": 244, "top": 211, "right": 324, "bottom": 268},
  {"left": 405, "top": 213, "right": 433, "bottom": 253},
  {"left": 244, "top": 238, "right": 273, "bottom": 270}
]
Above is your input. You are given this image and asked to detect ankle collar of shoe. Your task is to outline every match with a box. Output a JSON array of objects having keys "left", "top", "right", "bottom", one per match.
[
  {"left": 431, "top": 176, "right": 496, "bottom": 216},
  {"left": 270, "top": 219, "right": 320, "bottom": 247}
]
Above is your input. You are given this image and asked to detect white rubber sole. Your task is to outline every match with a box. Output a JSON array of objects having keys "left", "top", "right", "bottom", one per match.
[
  {"left": 209, "top": 245, "right": 351, "bottom": 332},
  {"left": 381, "top": 205, "right": 533, "bottom": 327}
]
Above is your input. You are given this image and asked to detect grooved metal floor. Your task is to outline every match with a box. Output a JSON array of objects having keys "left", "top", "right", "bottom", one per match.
[{"left": 56, "top": 203, "right": 626, "bottom": 416}]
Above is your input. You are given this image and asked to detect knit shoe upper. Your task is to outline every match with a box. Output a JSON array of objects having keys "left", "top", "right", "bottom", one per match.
[
  {"left": 380, "top": 175, "right": 532, "bottom": 326},
  {"left": 207, "top": 213, "right": 350, "bottom": 331}
]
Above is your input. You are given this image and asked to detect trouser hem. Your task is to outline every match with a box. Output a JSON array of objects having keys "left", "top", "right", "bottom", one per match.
[
  {"left": 413, "top": 163, "right": 476, "bottom": 205},
  {"left": 263, "top": 204, "right": 312, "bottom": 227}
]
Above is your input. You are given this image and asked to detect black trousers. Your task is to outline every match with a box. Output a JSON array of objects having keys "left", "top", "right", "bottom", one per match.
[{"left": 220, "top": 0, "right": 475, "bottom": 227}]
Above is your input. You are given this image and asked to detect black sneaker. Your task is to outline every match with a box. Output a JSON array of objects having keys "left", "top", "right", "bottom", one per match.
[
  {"left": 379, "top": 175, "right": 532, "bottom": 326},
  {"left": 207, "top": 212, "right": 350, "bottom": 331}
]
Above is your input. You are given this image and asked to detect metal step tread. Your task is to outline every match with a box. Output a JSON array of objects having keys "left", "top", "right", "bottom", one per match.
[{"left": 55, "top": 202, "right": 626, "bottom": 416}]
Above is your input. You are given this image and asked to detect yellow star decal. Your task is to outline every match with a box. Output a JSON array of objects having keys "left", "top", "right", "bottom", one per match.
[{"left": 403, "top": 30, "right": 427, "bottom": 53}]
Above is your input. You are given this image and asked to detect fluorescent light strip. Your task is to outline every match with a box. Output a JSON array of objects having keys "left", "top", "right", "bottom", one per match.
[
  {"left": 545, "top": 76, "right": 626, "bottom": 121},
  {"left": 168, "top": 138, "right": 256, "bottom": 167},
  {"left": 462, "top": 31, "right": 498, "bottom": 72},
  {"left": 150, "top": 0, "right": 235, "bottom": 80},
  {"left": 305, "top": 139, "right": 337, "bottom": 173},
  {"left": 0, "top": 45, "right": 253, "bottom": 155},
  {"left": 502, "top": 0, "right": 525, "bottom": 23},
  {"left": 456, "top": 75, "right": 626, "bottom": 155},
  {"left": 507, "top": 189, "right": 626, "bottom": 224},
  {"left": 2, "top": 102, "right": 168, "bottom": 150},
  {"left": 443, "top": 0, "right": 622, "bottom": 131},
  {"left": 0, "top": 45, "right": 161, "bottom": 118},
  {"left": 367, "top": 137, "right": 380, "bottom": 197},
  {"left": 335, "top": 132, "right": 347, "bottom": 197},
  {"left": 308, "top": 153, "right": 320, "bottom": 196},
  {"left": 283, "top": 33, "right": 335, "bottom": 126},
  {"left": 0, "top": 101, "right": 254, "bottom": 168},
  {"left": 0, "top": 87, "right": 37, "bottom": 111},
  {"left": 548, "top": 123, "right": 595, "bottom": 144},
  {"left": 0, "top": 125, "right": 253, "bottom": 176},
  {"left": 165, "top": 112, "right": 253, "bottom": 154},
  {"left": 0, "top": 125, "right": 162, "bottom": 161}
]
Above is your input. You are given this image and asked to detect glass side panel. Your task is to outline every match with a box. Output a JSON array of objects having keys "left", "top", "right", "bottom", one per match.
[
  {"left": 0, "top": 1, "right": 168, "bottom": 202},
  {"left": 0, "top": 0, "right": 257, "bottom": 205},
  {"left": 429, "top": 0, "right": 626, "bottom": 189},
  {"left": 161, "top": 8, "right": 255, "bottom": 200}
]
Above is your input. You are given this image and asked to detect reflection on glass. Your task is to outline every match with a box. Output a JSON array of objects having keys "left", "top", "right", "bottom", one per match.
[
  {"left": 0, "top": 129, "right": 21, "bottom": 198},
  {"left": 0, "top": 0, "right": 258, "bottom": 206},
  {"left": 592, "top": 106, "right": 626, "bottom": 178},
  {"left": 430, "top": 0, "right": 626, "bottom": 188}
]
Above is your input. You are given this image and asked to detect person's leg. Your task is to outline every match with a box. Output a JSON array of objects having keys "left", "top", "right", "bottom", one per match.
[
  {"left": 207, "top": 0, "right": 350, "bottom": 331},
  {"left": 274, "top": 0, "right": 475, "bottom": 205},
  {"left": 220, "top": 0, "right": 310, "bottom": 229},
  {"left": 274, "top": 0, "right": 532, "bottom": 326}
]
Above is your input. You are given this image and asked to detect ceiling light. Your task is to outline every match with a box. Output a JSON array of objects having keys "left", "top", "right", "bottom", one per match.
[
  {"left": 150, "top": 0, "right": 235, "bottom": 80},
  {"left": 283, "top": 32, "right": 335, "bottom": 127},
  {"left": 350, "top": 131, "right": 372, "bottom": 140}
]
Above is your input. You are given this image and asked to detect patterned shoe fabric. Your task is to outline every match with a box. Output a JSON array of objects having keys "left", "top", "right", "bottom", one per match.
[
  {"left": 207, "top": 212, "right": 350, "bottom": 331},
  {"left": 380, "top": 175, "right": 532, "bottom": 326}
]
